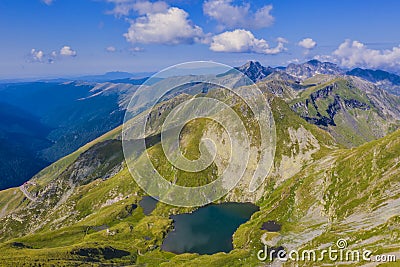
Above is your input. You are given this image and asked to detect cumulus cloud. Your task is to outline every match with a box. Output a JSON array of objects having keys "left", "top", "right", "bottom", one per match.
[
  {"left": 203, "top": 0, "right": 274, "bottom": 30},
  {"left": 106, "top": 0, "right": 168, "bottom": 16},
  {"left": 124, "top": 7, "right": 204, "bottom": 45},
  {"left": 106, "top": 0, "right": 283, "bottom": 54},
  {"left": 298, "top": 38, "right": 317, "bottom": 49},
  {"left": 29, "top": 49, "right": 58, "bottom": 64},
  {"left": 60, "top": 46, "right": 77, "bottom": 56},
  {"left": 105, "top": 1, "right": 205, "bottom": 45},
  {"left": 331, "top": 39, "right": 400, "bottom": 69},
  {"left": 30, "top": 49, "right": 45, "bottom": 62},
  {"left": 210, "top": 29, "right": 287, "bottom": 54},
  {"left": 28, "top": 46, "right": 77, "bottom": 63}
]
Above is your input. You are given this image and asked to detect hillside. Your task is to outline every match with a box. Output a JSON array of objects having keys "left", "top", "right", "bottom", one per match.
[
  {"left": 0, "top": 79, "right": 398, "bottom": 265},
  {"left": 347, "top": 68, "right": 400, "bottom": 96},
  {"left": 0, "top": 61, "right": 399, "bottom": 266},
  {"left": 0, "top": 81, "right": 137, "bottom": 189},
  {"left": 0, "top": 85, "right": 338, "bottom": 265},
  {"left": 2, "top": 61, "right": 399, "bottom": 190},
  {"left": 0, "top": 102, "right": 52, "bottom": 190},
  {"left": 289, "top": 76, "right": 400, "bottom": 147}
]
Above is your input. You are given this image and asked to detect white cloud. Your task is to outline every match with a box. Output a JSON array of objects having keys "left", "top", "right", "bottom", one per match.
[
  {"left": 331, "top": 39, "right": 400, "bottom": 69},
  {"left": 106, "top": 46, "right": 117, "bottom": 52},
  {"left": 29, "top": 49, "right": 56, "bottom": 64},
  {"left": 30, "top": 49, "right": 45, "bottom": 62},
  {"left": 203, "top": 0, "right": 274, "bottom": 30},
  {"left": 42, "top": 0, "right": 53, "bottom": 5},
  {"left": 313, "top": 54, "right": 334, "bottom": 63},
  {"left": 210, "top": 29, "right": 287, "bottom": 55},
  {"left": 123, "top": 7, "right": 204, "bottom": 45},
  {"left": 133, "top": 0, "right": 168, "bottom": 15},
  {"left": 106, "top": 1, "right": 205, "bottom": 46},
  {"left": 28, "top": 46, "right": 77, "bottom": 63},
  {"left": 106, "top": 0, "right": 168, "bottom": 16},
  {"left": 106, "top": 0, "right": 135, "bottom": 16},
  {"left": 60, "top": 46, "right": 77, "bottom": 57},
  {"left": 298, "top": 38, "right": 317, "bottom": 49}
]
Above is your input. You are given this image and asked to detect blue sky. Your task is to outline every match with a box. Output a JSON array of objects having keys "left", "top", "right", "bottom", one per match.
[{"left": 1, "top": 0, "right": 400, "bottom": 78}]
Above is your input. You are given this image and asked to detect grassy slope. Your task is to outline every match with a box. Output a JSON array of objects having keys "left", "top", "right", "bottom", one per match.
[
  {"left": 0, "top": 88, "right": 398, "bottom": 265},
  {"left": 290, "top": 78, "right": 400, "bottom": 147},
  {"left": 162, "top": 129, "right": 400, "bottom": 267}
]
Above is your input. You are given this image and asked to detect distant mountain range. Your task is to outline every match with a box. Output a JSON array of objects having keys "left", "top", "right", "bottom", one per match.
[
  {"left": 0, "top": 81, "right": 135, "bottom": 189},
  {"left": 238, "top": 59, "right": 400, "bottom": 96},
  {"left": 0, "top": 71, "right": 154, "bottom": 84},
  {"left": 73, "top": 71, "right": 153, "bottom": 82},
  {"left": 286, "top": 59, "right": 345, "bottom": 79},
  {"left": 346, "top": 67, "right": 400, "bottom": 95},
  {"left": 0, "top": 59, "right": 399, "bottom": 191}
]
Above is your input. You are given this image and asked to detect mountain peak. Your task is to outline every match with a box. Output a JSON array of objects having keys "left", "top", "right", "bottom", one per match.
[
  {"left": 236, "top": 61, "right": 274, "bottom": 82},
  {"left": 286, "top": 59, "right": 343, "bottom": 79},
  {"left": 306, "top": 59, "right": 322, "bottom": 65},
  {"left": 241, "top": 60, "right": 262, "bottom": 68}
]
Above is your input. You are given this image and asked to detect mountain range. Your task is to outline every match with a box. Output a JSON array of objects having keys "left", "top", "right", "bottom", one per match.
[
  {"left": 2, "top": 59, "right": 400, "bottom": 188},
  {"left": 0, "top": 60, "right": 399, "bottom": 265}
]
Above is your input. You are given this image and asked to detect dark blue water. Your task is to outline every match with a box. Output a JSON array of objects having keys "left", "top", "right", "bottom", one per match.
[
  {"left": 139, "top": 196, "right": 158, "bottom": 215},
  {"left": 161, "top": 202, "right": 259, "bottom": 255}
]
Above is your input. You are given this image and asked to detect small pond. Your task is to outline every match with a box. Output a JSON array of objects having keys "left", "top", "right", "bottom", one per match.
[{"left": 139, "top": 196, "right": 158, "bottom": 215}]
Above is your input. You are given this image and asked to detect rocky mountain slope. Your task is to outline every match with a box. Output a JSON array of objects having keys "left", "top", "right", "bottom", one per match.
[
  {"left": 285, "top": 60, "right": 344, "bottom": 80},
  {"left": 234, "top": 61, "right": 275, "bottom": 82},
  {"left": 289, "top": 76, "right": 400, "bottom": 147},
  {"left": 347, "top": 67, "right": 400, "bottom": 96}
]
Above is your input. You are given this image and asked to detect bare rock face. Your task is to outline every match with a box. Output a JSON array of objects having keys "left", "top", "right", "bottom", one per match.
[
  {"left": 286, "top": 59, "right": 344, "bottom": 80},
  {"left": 68, "top": 139, "right": 124, "bottom": 185},
  {"left": 235, "top": 61, "right": 275, "bottom": 82}
]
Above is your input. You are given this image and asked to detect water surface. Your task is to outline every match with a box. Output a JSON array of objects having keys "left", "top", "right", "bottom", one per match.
[
  {"left": 161, "top": 202, "right": 259, "bottom": 255},
  {"left": 139, "top": 196, "right": 158, "bottom": 215}
]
